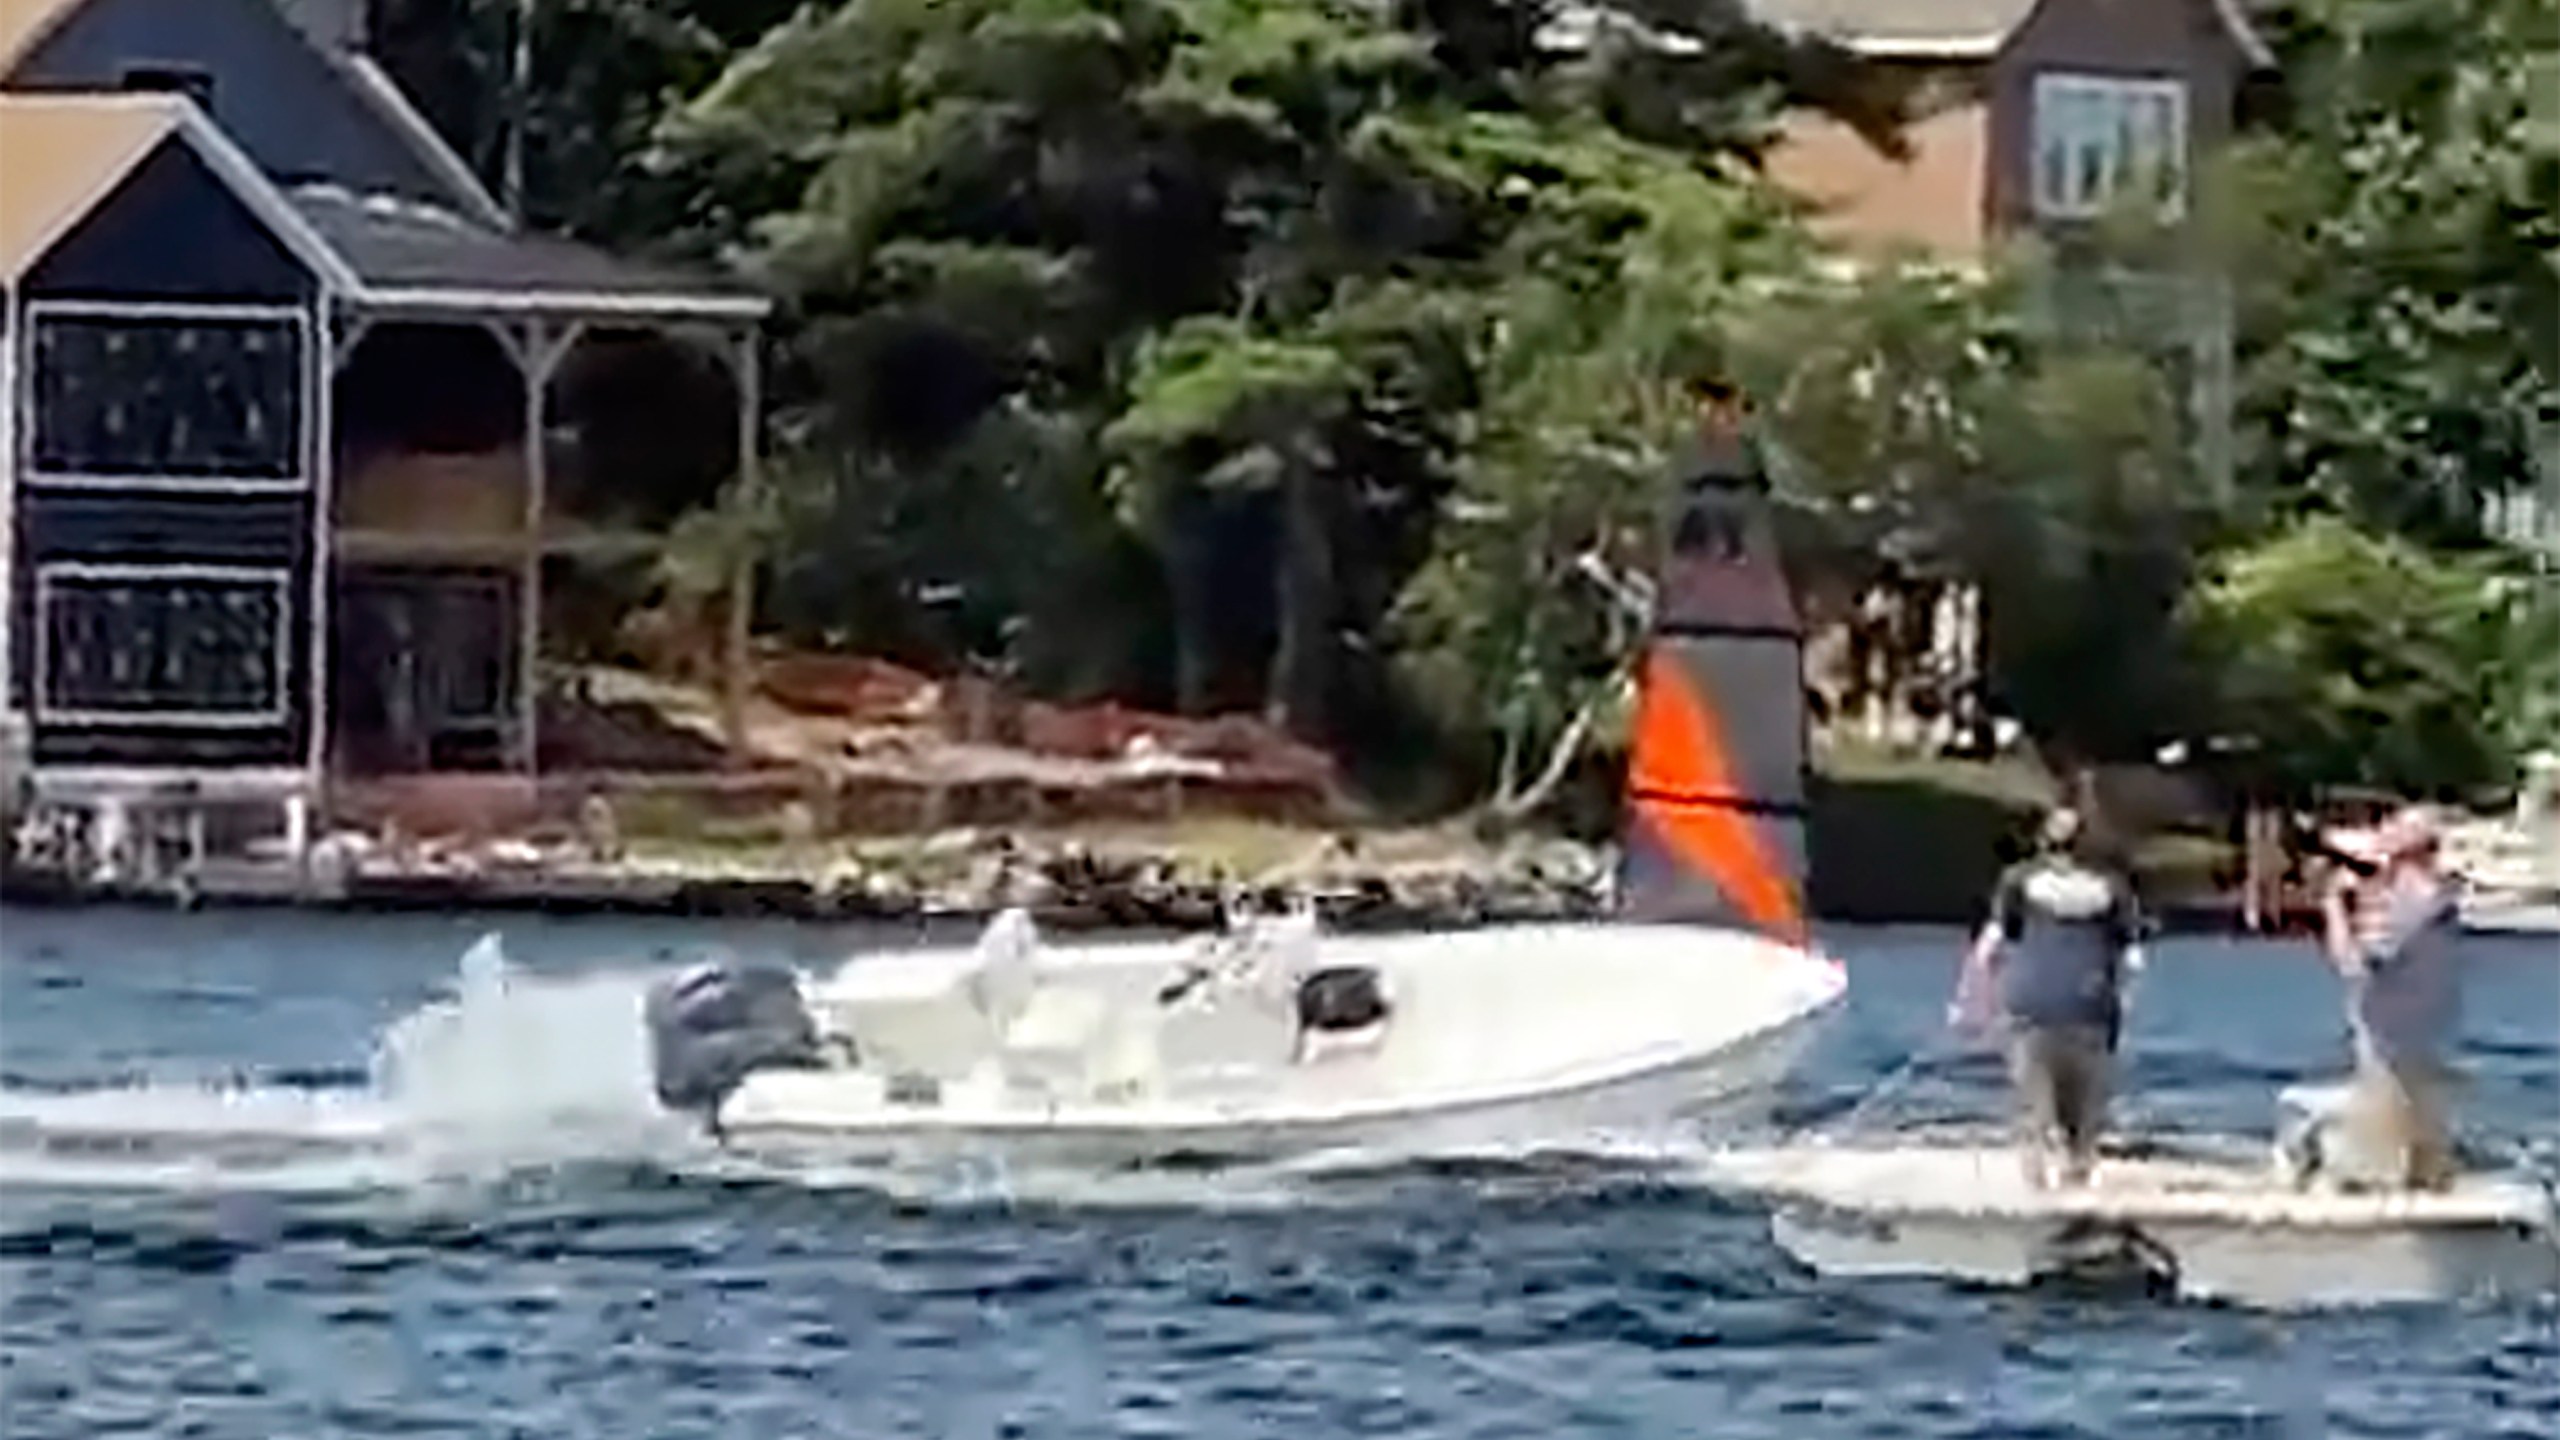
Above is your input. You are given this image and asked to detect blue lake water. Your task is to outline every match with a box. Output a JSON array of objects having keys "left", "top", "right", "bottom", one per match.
[{"left": 0, "top": 904, "right": 2553, "bottom": 1439}]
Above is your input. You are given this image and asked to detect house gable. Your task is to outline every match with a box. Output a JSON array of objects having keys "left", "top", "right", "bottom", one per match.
[
  {"left": 1986, "top": 0, "right": 2263, "bottom": 233},
  {"left": 1741, "top": 1, "right": 2269, "bottom": 64},
  {"left": 26, "top": 136, "right": 313, "bottom": 302},
  {"left": 5, "top": 0, "right": 496, "bottom": 222},
  {"left": 0, "top": 85, "right": 168, "bottom": 289}
]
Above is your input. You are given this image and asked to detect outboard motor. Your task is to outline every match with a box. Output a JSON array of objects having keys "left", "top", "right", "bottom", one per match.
[{"left": 644, "top": 962, "right": 828, "bottom": 1124}]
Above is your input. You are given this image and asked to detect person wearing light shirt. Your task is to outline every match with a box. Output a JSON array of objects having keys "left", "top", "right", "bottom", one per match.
[{"left": 2320, "top": 806, "right": 2465, "bottom": 1191}]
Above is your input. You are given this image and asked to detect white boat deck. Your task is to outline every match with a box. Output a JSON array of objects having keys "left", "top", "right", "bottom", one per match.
[
  {"left": 1703, "top": 1142, "right": 2555, "bottom": 1231},
  {"left": 1699, "top": 1135, "right": 2560, "bottom": 1308}
]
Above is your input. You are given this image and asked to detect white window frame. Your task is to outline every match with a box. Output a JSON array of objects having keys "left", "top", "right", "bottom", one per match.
[
  {"left": 2030, "top": 73, "right": 2189, "bottom": 221},
  {"left": 32, "top": 561, "right": 294, "bottom": 729},
  {"left": 16, "top": 299, "right": 313, "bottom": 494}
]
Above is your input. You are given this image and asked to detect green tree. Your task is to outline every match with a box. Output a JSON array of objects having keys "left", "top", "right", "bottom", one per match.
[
  {"left": 1728, "top": 257, "right": 2213, "bottom": 768},
  {"left": 641, "top": 0, "right": 1856, "bottom": 771},
  {"left": 645, "top": 473, "right": 780, "bottom": 762},
  {"left": 371, "top": 0, "right": 804, "bottom": 239},
  {"left": 1390, "top": 123, "right": 1802, "bottom": 807},
  {"left": 2179, "top": 515, "right": 2560, "bottom": 798},
  {"left": 385, "top": 1, "right": 1918, "bottom": 801},
  {"left": 2228, "top": 0, "right": 2559, "bottom": 540}
]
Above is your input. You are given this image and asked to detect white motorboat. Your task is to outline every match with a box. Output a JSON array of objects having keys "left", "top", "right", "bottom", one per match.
[
  {"left": 2460, "top": 889, "right": 2560, "bottom": 936},
  {"left": 643, "top": 906, "right": 1846, "bottom": 1171},
  {"left": 643, "top": 397, "right": 1848, "bottom": 1172},
  {"left": 2451, "top": 749, "right": 2560, "bottom": 934},
  {"left": 1700, "top": 1084, "right": 2560, "bottom": 1309}
]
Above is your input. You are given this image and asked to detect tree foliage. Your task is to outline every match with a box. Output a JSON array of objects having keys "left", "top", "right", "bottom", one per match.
[
  {"left": 377, "top": 0, "right": 2557, "bottom": 811},
  {"left": 1728, "top": 261, "right": 2211, "bottom": 766},
  {"left": 2227, "top": 0, "right": 2559, "bottom": 539},
  {"left": 615, "top": 0, "right": 1835, "bottom": 786},
  {"left": 2179, "top": 516, "right": 2560, "bottom": 798}
]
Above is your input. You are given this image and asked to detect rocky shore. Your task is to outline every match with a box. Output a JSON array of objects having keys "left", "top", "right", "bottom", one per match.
[
  {"left": 0, "top": 823, "right": 1619, "bottom": 935},
  {"left": 1, "top": 816, "right": 2296, "bottom": 935}
]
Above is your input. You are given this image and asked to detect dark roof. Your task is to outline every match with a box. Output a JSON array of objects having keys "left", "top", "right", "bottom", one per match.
[{"left": 289, "top": 184, "right": 767, "bottom": 318}]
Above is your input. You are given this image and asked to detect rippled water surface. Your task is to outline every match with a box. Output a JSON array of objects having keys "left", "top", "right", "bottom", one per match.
[{"left": 2, "top": 904, "right": 2554, "bottom": 1439}]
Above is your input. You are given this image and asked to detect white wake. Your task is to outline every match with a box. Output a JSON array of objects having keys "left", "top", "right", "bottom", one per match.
[{"left": 0, "top": 934, "right": 704, "bottom": 1201}]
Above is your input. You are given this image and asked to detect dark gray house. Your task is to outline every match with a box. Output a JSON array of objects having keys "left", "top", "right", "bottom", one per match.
[{"left": 1, "top": 0, "right": 768, "bottom": 871}]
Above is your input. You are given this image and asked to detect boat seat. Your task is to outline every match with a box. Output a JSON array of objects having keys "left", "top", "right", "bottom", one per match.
[
  {"left": 812, "top": 954, "right": 987, "bottom": 1083},
  {"left": 997, "top": 985, "right": 1120, "bottom": 1101},
  {"left": 966, "top": 908, "right": 1043, "bottom": 1033},
  {"left": 816, "top": 910, "right": 1049, "bottom": 1085}
]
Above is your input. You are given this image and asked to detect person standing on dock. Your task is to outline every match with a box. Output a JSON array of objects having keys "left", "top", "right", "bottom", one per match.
[
  {"left": 1950, "top": 807, "right": 2145, "bottom": 1189},
  {"left": 2320, "top": 806, "right": 2465, "bottom": 1191}
]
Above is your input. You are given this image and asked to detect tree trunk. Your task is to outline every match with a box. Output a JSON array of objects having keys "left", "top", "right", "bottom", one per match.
[
  {"left": 1491, "top": 680, "right": 1610, "bottom": 821},
  {"left": 1267, "top": 461, "right": 1333, "bottom": 742},
  {"left": 1164, "top": 493, "right": 1218, "bottom": 715}
]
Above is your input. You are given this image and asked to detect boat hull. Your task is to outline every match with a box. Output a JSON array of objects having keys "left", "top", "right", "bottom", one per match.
[
  {"left": 714, "top": 995, "right": 1829, "bottom": 1173},
  {"left": 1769, "top": 1199, "right": 2559, "bottom": 1310},
  {"left": 2459, "top": 892, "right": 2560, "bottom": 935},
  {"left": 1707, "top": 1140, "right": 2560, "bottom": 1310},
  {"left": 708, "top": 920, "right": 1846, "bottom": 1174}
]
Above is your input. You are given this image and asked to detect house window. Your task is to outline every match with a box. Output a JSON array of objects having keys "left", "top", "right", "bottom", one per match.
[
  {"left": 25, "top": 306, "right": 303, "bottom": 486},
  {"left": 35, "top": 565, "right": 291, "bottom": 727},
  {"left": 2032, "top": 73, "right": 2187, "bottom": 219}
]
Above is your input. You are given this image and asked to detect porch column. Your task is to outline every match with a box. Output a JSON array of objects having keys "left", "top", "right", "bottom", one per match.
[
  {"left": 520, "top": 319, "right": 547, "bottom": 775},
  {"left": 504, "top": 319, "right": 584, "bottom": 776},
  {"left": 305, "top": 308, "right": 373, "bottom": 845},
  {"left": 726, "top": 325, "right": 762, "bottom": 769}
]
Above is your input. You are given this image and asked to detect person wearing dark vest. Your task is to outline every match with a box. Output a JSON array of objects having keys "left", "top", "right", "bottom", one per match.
[{"left": 1950, "top": 807, "right": 2144, "bottom": 1188}]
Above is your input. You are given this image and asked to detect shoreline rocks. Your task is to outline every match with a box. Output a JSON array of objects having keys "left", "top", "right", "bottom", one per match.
[{"left": 0, "top": 824, "right": 1617, "bottom": 933}]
